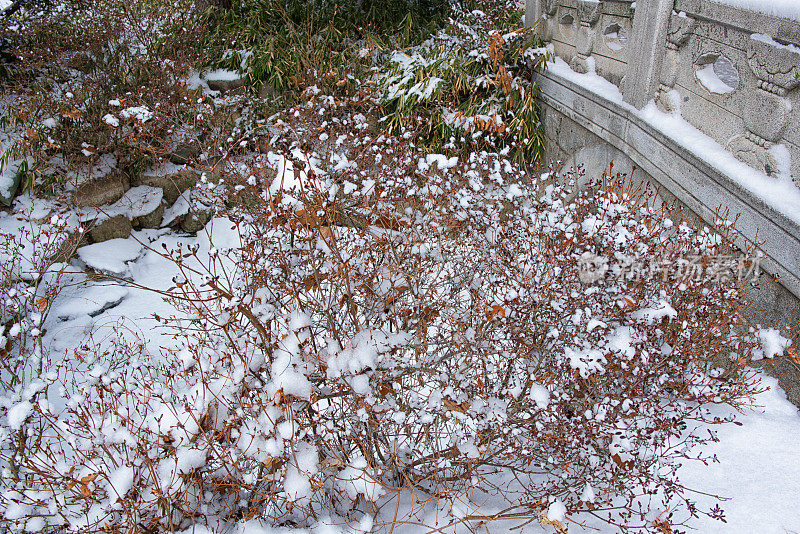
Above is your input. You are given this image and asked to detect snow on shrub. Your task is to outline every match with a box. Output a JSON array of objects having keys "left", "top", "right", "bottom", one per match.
[{"left": 0, "top": 128, "right": 765, "bottom": 531}]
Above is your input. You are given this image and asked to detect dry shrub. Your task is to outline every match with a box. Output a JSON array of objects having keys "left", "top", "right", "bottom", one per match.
[
  {"left": 0, "top": 131, "right": 766, "bottom": 532},
  {"left": 0, "top": 0, "right": 207, "bottom": 192}
]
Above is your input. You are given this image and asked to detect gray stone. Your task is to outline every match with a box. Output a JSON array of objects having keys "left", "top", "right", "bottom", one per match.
[
  {"left": 570, "top": 55, "right": 591, "bottom": 74},
  {"left": 88, "top": 214, "right": 132, "bottom": 243},
  {"left": 206, "top": 76, "right": 245, "bottom": 93},
  {"left": 660, "top": 49, "right": 680, "bottom": 88},
  {"left": 0, "top": 159, "right": 26, "bottom": 206},
  {"left": 180, "top": 210, "right": 211, "bottom": 233},
  {"left": 535, "top": 69, "right": 800, "bottom": 301},
  {"left": 744, "top": 89, "right": 791, "bottom": 142},
  {"left": 747, "top": 37, "right": 800, "bottom": 94},
  {"left": 727, "top": 135, "right": 780, "bottom": 177},
  {"left": 74, "top": 173, "right": 130, "bottom": 208},
  {"left": 134, "top": 170, "right": 198, "bottom": 206},
  {"left": 622, "top": 0, "right": 673, "bottom": 109},
  {"left": 576, "top": 0, "right": 601, "bottom": 27},
  {"left": 575, "top": 27, "right": 596, "bottom": 57},
  {"left": 134, "top": 201, "right": 165, "bottom": 229},
  {"left": 169, "top": 142, "right": 201, "bottom": 165},
  {"left": 787, "top": 385, "right": 800, "bottom": 407},
  {"left": 666, "top": 12, "right": 696, "bottom": 49}
]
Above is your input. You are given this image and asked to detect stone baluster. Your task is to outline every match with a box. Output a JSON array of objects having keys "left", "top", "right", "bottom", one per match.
[
  {"left": 656, "top": 12, "right": 696, "bottom": 113},
  {"left": 623, "top": 0, "right": 674, "bottom": 109},
  {"left": 727, "top": 36, "right": 800, "bottom": 179},
  {"left": 528, "top": 0, "right": 559, "bottom": 42},
  {"left": 570, "top": 0, "right": 602, "bottom": 73}
]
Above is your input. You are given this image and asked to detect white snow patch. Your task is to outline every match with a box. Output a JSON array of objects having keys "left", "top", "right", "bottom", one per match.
[
  {"left": 77, "top": 238, "right": 144, "bottom": 275},
  {"left": 753, "top": 328, "right": 791, "bottom": 360}
]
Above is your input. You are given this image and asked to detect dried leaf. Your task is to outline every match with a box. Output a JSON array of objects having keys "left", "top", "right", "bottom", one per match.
[
  {"left": 485, "top": 304, "right": 506, "bottom": 320},
  {"left": 443, "top": 398, "right": 470, "bottom": 413},
  {"left": 80, "top": 473, "right": 98, "bottom": 484},
  {"left": 62, "top": 108, "right": 82, "bottom": 119},
  {"left": 320, "top": 457, "right": 344, "bottom": 469},
  {"left": 539, "top": 513, "right": 568, "bottom": 533},
  {"left": 611, "top": 453, "right": 634, "bottom": 471}
]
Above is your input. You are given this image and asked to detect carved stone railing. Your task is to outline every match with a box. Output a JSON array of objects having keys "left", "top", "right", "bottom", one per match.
[{"left": 526, "top": 0, "right": 800, "bottom": 185}]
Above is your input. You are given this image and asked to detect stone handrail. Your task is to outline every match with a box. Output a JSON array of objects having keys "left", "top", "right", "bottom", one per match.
[{"left": 526, "top": 0, "right": 800, "bottom": 186}]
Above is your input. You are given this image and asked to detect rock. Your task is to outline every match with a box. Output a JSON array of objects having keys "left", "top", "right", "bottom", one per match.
[
  {"left": 89, "top": 214, "right": 132, "bottom": 243},
  {"left": 135, "top": 170, "right": 198, "bottom": 205},
  {"left": 206, "top": 75, "right": 245, "bottom": 94},
  {"left": 0, "top": 158, "right": 27, "bottom": 207},
  {"left": 787, "top": 385, "right": 800, "bottom": 408},
  {"left": 180, "top": 210, "right": 211, "bottom": 233},
  {"left": 169, "top": 142, "right": 201, "bottom": 165},
  {"left": 134, "top": 201, "right": 165, "bottom": 229},
  {"left": 74, "top": 173, "right": 130, "bottom": 208}
]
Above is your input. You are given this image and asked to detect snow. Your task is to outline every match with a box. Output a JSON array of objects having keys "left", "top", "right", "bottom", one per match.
[
  {"left": 284, "top": 442, "right": 318, "bottom": 503},
  {"left": 695, "top": 62, "right": 736, "bottom": 94},
  {"left": 711, "top": 0, "right": 800, "bottom": 21},
  {"left": 78, "top": 185, "right": 163, "bottom": 223},
  {"left": 753, "top": 328, "right": 792, "bottom": 360},
  {"left": 54, "top": 284, "right": 128, "bottom": 319},
  {"left": 545, "top": 498, "right": 566, "bottom": 522},
  {"left": 77, "top": 238, "right": 144, "bottom": 275},
  {"left": 6, "top": 401, "right": 33, "bottom": 430},
  {"left": 530, "top": 383, "right": 550, "bottom": 409},
  {"left": 751, "top": 32, "right": 800, "bottom": 54},
  {"left": 547, "top": 56, "right": 624, "bottom": 105},
  {"left": 105, "top": 465, "right": 135, "bottom": 500},
  {"left": 418, "top": 153, "right": 458, "bottom": 172},
  {"left": 102, "top": 114, "right": 120, "bottom": 127},
  {"left": 336, "top": 458, "right": 385, "bottom": 502},
  {"left": 676, "top": 376, "right": 800, "bottom": 532},
  {"left": 162, "top": 191, "right": 191, "bottom": 226},
  {"left": 580, "top": 483, "right": 596, "bottom": 503},
  {"left": 204, "top": 68, "right": 242, "bottom": 82},
  {"left": 631, "top": 299, "right": 678, "bottom": 324},
  {"left": 120, "top": 106, "right": 154, "bottom": 123}
]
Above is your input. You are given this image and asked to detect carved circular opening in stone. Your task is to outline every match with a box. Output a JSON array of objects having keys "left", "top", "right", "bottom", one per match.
[
  {"left": 602, "top": 23, "right": 627, "bottom": 51},
  {"left": 694, "top": 53, "right": 739, "bottom": 94},
  {"left": 559, "top": 13, "right": 576, "bottom": 40}
]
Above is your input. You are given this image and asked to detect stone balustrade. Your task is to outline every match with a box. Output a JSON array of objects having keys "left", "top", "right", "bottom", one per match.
[{"left": 527, "top": 0, "right": 800, "bottom": 183}]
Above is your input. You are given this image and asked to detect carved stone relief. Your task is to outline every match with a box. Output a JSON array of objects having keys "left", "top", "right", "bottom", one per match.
[
  {"left": 570, "top": 0, "right": 603, "bottom": 74},
  {"left": 728, "top": 36, "right": 800, "bottom": 181},
  {"left": 656, "top": 12, "right": 696, "bottom": 113}
]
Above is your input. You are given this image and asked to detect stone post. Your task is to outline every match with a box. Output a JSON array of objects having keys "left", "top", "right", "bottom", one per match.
[
  {"left": 622, "top": 0, "right": 674, "bottom": 109},
  {"left": 525, "top": 0, "right": 541, "bottom": 27}
]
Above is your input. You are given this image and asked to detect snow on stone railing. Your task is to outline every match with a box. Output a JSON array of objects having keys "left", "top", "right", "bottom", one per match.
[{"left": 526, "top": 0, "right": 800, "bottom": 188}]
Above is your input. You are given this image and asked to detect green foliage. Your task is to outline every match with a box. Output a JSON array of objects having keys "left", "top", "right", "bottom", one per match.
[
  {"left": 201, "top": 0, "right": 452, "bottom": 99},
  {"left": 377, "top": 11, "right": 549, "bottom": 163}
]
